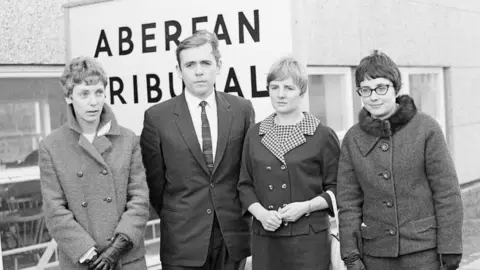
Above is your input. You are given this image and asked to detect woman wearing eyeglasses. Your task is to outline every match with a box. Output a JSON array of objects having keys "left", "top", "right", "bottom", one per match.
[{"left": 337, "top": 51, "right": 463, "bottom": 270}]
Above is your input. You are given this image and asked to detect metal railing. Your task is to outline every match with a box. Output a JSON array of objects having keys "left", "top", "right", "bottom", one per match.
[{"left": 1, "top": 219, "right": 162, "bottom": 270}]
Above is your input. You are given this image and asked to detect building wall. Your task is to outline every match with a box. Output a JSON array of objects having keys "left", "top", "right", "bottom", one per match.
[{"left": 306, "top": 0, "right": 480, "bottom": 184}]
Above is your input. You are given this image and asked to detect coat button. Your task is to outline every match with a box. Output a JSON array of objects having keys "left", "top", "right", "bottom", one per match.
[
  {"left": 281, "top": 184, "right": 287, "bottom": 189},
  {"left": 210, "top": 183, "right": 215, "bottom": 188},
  {"left": 388, "top": 228, "right": 397, "bottom": 235},
  {"left": 268, "top": 185, "right": 274, "bottom": 191},
  {"left": 206, "top": 209, "right": 212, "bottom": 214},
  {"left": 381, "top": 143, "right": 390, "bottom": 151},
  {"left": 104, "top": 197, "right": 112, "bottom": 203},
  {"left": 386, "top": 201, "right": 393, "bottom": 208},
  {"left": 280, "top": 165, "right": 286, "bottom": 170},
  {"left": 77, "top": 171, "right": 83, "bottom": 177},
  {"left": 268, "top": 205, "right": 274, "bottom": 210},
  {"left": 81, "top": 201, "right": 88, "bottom": 207},
  {"left": 382, "top": 171, "right": 390, "bottom": 179},
  {"left": 266, "top": 166, "right": 272, "bottom": 171},
  {"left": 101, "top": 169, "right": 108, "bottom": 175}
]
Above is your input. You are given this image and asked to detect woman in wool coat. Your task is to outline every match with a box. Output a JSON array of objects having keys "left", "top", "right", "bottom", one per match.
[
  {"left": 238, "top": 56, "right": 341, "bottom": 270},
  {"left": 337, "top": 50, "right": 463, "bottom": 270},
  {"left": 39, "top": 57, "right": 150, "bottom": 270}
]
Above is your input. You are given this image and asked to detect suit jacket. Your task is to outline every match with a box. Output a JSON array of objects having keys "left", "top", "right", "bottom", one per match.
[
  {"left": 39, "top": 104, "right": 150, "bottom": 270},
  {"left": 237, "top": 112, "right": 340, "bottom": 237},
  {"left": 337, "top": 95, "right": 463, "bottom": 260},
  {"left": 140, "top": 91, "right": 255, "bottom": 267}
]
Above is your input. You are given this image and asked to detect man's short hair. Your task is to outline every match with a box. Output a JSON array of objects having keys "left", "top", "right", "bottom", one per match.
[
  {"left": 266, "top": 56, "right": 308, "bottom": 95},
  {"left": 175, "top": 30, "right": 221, "bottom": 67},
  {"left": 355, "top": 50, "right": 402, "bottom": 94},
  {"left": 60, "top": 56, "right": 108, "bottom": 97}
]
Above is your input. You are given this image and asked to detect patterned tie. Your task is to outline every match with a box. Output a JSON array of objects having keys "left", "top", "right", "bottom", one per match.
[{"left": 200, "top": 101, "right": 214, "bottom": 174}]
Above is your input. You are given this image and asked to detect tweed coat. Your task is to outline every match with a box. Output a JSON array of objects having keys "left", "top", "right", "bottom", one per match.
[
  {"left": 140, "top": 91, "right": 255, "bottom": 267},
  {"left": 39, "top": 103, "right": 150, "bottom": 269},
  {"left": 337, "top": 95, "right": 463, "bottom": 262}
]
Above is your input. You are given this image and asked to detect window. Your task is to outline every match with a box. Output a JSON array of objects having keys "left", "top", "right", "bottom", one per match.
[
  {"left": 307, "top": 67, "right": 354, "bottom": 139},
  {"left": 399, "top": 68, "right": 446, "bottom": 134}
]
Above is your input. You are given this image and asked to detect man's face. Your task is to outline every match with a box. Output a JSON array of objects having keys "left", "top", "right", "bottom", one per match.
[
  {"left": 67, "top": 81, "right": 105, "bottom": 131},
  {"left": 176, "top": 43, "right": 221, "bottom": 99}
]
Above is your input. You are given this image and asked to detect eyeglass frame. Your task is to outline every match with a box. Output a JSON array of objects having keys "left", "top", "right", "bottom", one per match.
[{"left": 356, "top": 84, "right": 392, "bottom": 97}]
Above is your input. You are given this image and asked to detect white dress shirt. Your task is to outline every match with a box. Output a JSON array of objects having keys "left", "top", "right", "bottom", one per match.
[{"left": 184, "top": 90, "right": 218, "bottom": 161}]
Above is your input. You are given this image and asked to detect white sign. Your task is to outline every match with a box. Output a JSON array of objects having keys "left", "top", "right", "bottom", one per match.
[{"left": 66, "top": 0, "right": 293, "bottom": 134}]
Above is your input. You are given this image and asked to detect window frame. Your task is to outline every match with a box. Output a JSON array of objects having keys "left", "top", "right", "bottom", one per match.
[
  {"left": 306, "top": 66, "right": 354, "bottom": 139},
  {"left": 0, "top": 65, "right": 64, "bottom": 185}
]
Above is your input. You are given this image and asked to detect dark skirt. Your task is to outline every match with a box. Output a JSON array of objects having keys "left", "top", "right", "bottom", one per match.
[
  {"left": 363, "top": 248, "right": 440, "bottom": 270},
  {"left": 251, "top": 226, "right": 330, "bottom": 270}
]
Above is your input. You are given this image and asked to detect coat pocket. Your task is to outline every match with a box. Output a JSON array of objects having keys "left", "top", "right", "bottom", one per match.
[
  {"left": 360, "top": 224, "right": 384, "bottom": 240},
  {"left": 413, "top": 216, "right": 437, "bottom": 232}
]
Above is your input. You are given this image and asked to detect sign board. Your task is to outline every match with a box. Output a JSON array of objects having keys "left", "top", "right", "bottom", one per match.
[{"left": 65, "top": 0, "right": 294, "bottom": 134}]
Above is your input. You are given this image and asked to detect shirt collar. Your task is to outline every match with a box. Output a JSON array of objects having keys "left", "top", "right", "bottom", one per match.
[
  {"left": 259, "top": 112, "right": 320, "bottom": 135},
  {"left": 184, "top": 89, "right": 217, "bottom": 109}
]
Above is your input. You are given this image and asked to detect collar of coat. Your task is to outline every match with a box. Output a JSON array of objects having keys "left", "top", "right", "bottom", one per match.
[
  {"left": 354, "top": 95, "right": 417, "bottom": 156},
  {"left": 259, "top": 112, "right": 320, "bottom": 164},
  {"left": 66, "top": 103, "right": 121, "bottom": 166}
]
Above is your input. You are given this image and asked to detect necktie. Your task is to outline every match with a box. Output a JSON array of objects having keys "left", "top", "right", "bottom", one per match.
[{"left": 200, "top": 101, "right": 214, "bottom": 174}]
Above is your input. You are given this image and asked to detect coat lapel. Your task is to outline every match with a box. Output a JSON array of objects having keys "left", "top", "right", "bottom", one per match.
[
  {"left": 174, "top": 94, "right": 210, "bottom": 175},
  {"left": 353, "top": 131, "right": 381, "bottom": 157},
  {"left": 212, "top": 93, "right": 232, "bottom": 176}
]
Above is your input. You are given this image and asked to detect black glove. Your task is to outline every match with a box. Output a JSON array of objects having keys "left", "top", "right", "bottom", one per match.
[
  {"left": 441, "top": 254, "right": 462, "bottom": 270},
  {"left": 344, "top": 254, "right": 366, "bottom": 270},
  {"left": 88, "top": 233, "right": 133, "bottom": 270}
]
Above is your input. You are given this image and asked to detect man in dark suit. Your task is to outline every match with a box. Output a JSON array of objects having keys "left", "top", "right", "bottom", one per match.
[{"left": 140, "top": 30, "right": 255, "bottom": 270}]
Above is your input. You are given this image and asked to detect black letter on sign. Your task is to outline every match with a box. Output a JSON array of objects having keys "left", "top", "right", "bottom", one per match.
[
  {"left": 142, "top": 23, "right": 157, "bottom": 53},
  {"left": 239, "top": 10, "right": 260, "bottom": 43},
  {"left": 109, "top": 77, "right": 127, "bottom": 104},
  {"left": 251, "top": 66, "right": 268, "bottom": 98},
  {"left": 224, "top": 68, "right": 244, "bottom": 97},
  {"left": 214, "top": 14, "right": 232, "bottom": 45},
  {"left": 168, "top": 72, "right": 185, "bottom": 98},
  {"left": 94, "top": 29, "right": 113, "bottom": 57},
  {"left": 119, "top": 27, "right": 134, "bottom": 56},
  {"left": 192, "top": 16, "right": 208, "bottom": 34},
  {"left": 146, "top": 74, "right": 162, "bottom": 103},
  {"left": 165, "top": 20, "right": 181, "bottom": 51},
  {"left": 132, "top": 75, "right": 139, "bottom": 104}
]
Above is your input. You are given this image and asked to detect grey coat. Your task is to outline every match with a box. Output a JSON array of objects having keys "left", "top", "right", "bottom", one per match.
[
  {"left": 39, "top": 104, "right": 150, "bottom": 269},
  {"left": 337, "top": 95, "right": 463, "bottom": 261}
]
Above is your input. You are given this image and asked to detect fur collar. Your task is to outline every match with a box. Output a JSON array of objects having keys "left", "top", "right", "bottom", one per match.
[{"left": 359, "top": 95, "right": 417, "bottom": 137}]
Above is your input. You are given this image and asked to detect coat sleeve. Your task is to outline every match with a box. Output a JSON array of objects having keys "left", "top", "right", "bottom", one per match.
[
  {"left": 140, "top": 110, "right": 166, "bottom": 215},
  {"left": 114, "top": 136, "right": 150, "bottom": 247},
  {"left": 237, "top": 129, "right": 259, "bottom": 215},
  {"left": 337, "top": 136, "right": 364, "bottom": 260},
  {"left": 38, "top": 141, "right": 97, "bottom": 263},
  {"left": 318, "top": 127, "right": 341, "bottom": 217},
  {"left": 424, "top": 118, "right": 463, "bottom": 254}
]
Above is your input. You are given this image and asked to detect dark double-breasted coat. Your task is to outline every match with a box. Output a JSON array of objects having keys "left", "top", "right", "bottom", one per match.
[
  {"left": 337, "top": 95, "right": 463, "bottom": 264},
  {"left": 140, "top": 91, "right": 255, "bottom": 267},
  {"left": 39, "top": 104, "right": 150, "bottom": 270}
]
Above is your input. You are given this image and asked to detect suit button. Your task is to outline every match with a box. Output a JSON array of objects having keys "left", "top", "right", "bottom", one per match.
[
  {"left": 206, "top": 209, "right": 212, "bottom": 214},
  {"left": 382, "top": 171, "right": 390, "bottom": 179},
  {"left": 268, "top": 205, "right": 274, "bottom": 210},
  {"left": 210, "top": 183, "right": 215, "bottom": 188},
  {"left": 281, "top": 184, "right": 287, "bottom": 189},
  {"left": 268, "top": 185, "right": 274, "bottom": 191},
  {"left": 104, "top": 197, "right": 112, "bottom": 203},
  {"left": 280, "top": 165, "right": 286, "bottom": 170},
  {"left": 77, "top": 171, "right": 83, "bottom": 177},
  {"left": 266, "top": 166, "right": 272, "bottom": 171},
  {"left": 81, "top": 201, "right": 88, "bottom": 207},
  {"left": 386, "top": 201, "right": 393, "bottom": 208},
  {"left": 101, "top": 169, "right": 108, "bottom": 175},
  {"left": 389, "top": 229, "right": 397, "bottom": 235},
  {"left": 381, "top": 143, "right": 390, "bottom": 151}
]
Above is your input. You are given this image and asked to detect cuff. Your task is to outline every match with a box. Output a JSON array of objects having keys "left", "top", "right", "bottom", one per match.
[
  {"left": 320, "top": 192, "right": 334, "bottom": 217},
  {"left": 78, "top": 247, "right": 96, "bottom": 263}
]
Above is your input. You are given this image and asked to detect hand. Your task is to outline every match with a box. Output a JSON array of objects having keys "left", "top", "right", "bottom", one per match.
[
  {"left": 441, "top": 254, "right": 462, "bottom": 270},
  {"left": 278, "top": 202, "right": 309, "bottom": 223},
  {"left": 88, "top": 233, "right": 133, "bottom": 270},
  {"left": 345, "top": 258, "right": 366, "bottom": 270},
  {"left": 257, "top": 209, "right": 283, "bottom": 231}
]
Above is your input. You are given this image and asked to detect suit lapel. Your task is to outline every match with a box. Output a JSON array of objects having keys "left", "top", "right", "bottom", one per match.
[
  {"left": 212, "top": 93, "right": 232, "bottom": 176},
  {"left": 174, "top": 94, "right": 210, "bottom": 175}
]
